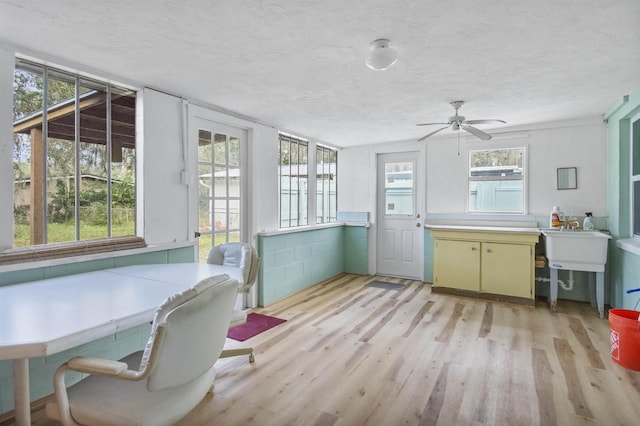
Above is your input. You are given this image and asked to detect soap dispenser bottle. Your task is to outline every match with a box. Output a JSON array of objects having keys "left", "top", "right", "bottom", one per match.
[
  {"left": 550, "top": 206, "right": 565, "bottom": 228},
  {"left": 583, "top": 212, "right": 594, "bottom": 230}
]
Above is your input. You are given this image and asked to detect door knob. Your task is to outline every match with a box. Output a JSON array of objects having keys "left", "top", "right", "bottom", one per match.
[{"left": 416, "top": 223, "right": 421, "bottom": 227}]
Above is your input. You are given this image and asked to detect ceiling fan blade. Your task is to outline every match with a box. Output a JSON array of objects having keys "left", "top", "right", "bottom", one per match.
[
  {"left": 464, "top": 119, "right": 506, "bottom": 125},
  {"left": 418, "top": 125, "right": 449, "bottom": 141},
  {"left": 461, "top": 124, "right": 492, "bottom": 140},
  {"left": 416, "top": 122, "right": 449, "bottom": 126}
]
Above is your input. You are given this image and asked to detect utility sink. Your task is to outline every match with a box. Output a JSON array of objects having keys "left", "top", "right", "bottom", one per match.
[
  {"left": 540, "top": 228, "right": 611, "bottom": 318},
  {"left": 540, "top": 229, "right": 611, "bottom": 272}
]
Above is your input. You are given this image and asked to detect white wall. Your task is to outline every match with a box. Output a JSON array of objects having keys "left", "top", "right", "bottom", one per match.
[
  {"left": 141, "top": 88, "right": 190, "bottom": 244},
  {"left": 339, "top": 116, "right": 607, "bottom": 220}
]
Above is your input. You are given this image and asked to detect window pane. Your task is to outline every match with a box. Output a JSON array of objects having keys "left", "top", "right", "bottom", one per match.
[
  {"left": 229, "top": 199, "right": 240, "bottom": 230},
  {"left": 46, "top": 69, "right": 77, "bottom": 243},
  {"left": 229, "top": 167, "right": 240, "bottom": 198},
  {"left": 229, "top": 136, "right": 240, "bottom": 166},
  {"left": 316, "top": 146, "right": 337, "bottom": 223},
  {"left": 214, "top": 133, "right": 226, "bottom": 164},
  {"left": 13, "top": 59, "right": 137, "bottom": 247},
  {"left": 385, "top": 161, "right": 413, "bottom": 215},
  {"left": 198, "top": 129, "right": 212, "bottom": 162},
  {"left": 214, "top": 166, "right": 227, "bottom": 198},
  {"left": 214, "top": 199, "right": 227, "bottom": 230},
  {"left": 13, "top": 65, "right": 44, "bottom": 246},
  {"left": 280, "top": 174, "right": 291, "bottom": 227},
  {"left": 198, "top": 197, "right": 213, "bottom": 231},
  {"left": 199, "top": 164, "right": 212, "bottom": 196},
  {"left": 198, "top": 233, "right": 213, "bottom": 263},
  {"left": 109, "top": 87, "right": 136, "bottom": 237},
  {"left": 469, "top": 148, "right": 525, "bottom": 213},
  {"left": 79, "top": 80, "right": 108, "bottom": 240}
]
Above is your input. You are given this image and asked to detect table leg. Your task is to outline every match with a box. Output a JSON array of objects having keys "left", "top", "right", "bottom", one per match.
[
  {"left": 596, "top": 271, "right": 604, "bottom": 319},
  {"left": 550, "top": 268, "right": 558, "bottom": 313},
  {"left": 13, "top": 358, "right": 30, "bottom": 426}
]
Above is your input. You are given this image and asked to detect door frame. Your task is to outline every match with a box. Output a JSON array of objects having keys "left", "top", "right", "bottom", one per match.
[
  {"left": 187, "top": 104, "right": 254, "bottom": 248},
  {"left": 369, "top": 146, "right": 426, "bottom": 280}
]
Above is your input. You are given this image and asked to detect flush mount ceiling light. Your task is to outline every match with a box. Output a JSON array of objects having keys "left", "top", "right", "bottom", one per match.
[{"left": 365, "top": 39, "right": 398, "bottom": 71}]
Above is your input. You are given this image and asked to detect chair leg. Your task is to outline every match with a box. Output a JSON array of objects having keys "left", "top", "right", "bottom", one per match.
[{"left": 220, "top": 348, "right": 255, "bottom": 363}]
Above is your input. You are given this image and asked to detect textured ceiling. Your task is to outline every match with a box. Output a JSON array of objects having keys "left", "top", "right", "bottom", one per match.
[{"left": 1, "top": 1, "right": 639, "bottom": 147}]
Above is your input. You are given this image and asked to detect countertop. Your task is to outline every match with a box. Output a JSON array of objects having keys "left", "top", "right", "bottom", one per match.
[{"left": 425, "top": 223, "right": 541, "bottom": 234}]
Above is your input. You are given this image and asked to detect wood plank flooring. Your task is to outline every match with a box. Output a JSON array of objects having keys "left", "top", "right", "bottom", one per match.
[{"left": 22, "top": 273, "right": 640, "bottom": 425}]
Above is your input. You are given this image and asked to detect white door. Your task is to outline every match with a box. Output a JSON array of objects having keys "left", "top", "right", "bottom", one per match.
[
  {"left": 376, "top": 152, "right": 423, "bottom": 279},
  {"left": 189, "top": 116, "right": 247, "bottom": 263}
]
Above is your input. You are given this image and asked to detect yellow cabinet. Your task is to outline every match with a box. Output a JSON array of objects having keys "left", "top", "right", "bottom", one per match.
[
  {"left": 431, "top": 228, "right": 539, "bottom": 304},
  {"left": 481, "top": 242, "right": 533, "bottom": 299},
  {"left": 434, "top": 239, "right": 480, "bottom": 291}
]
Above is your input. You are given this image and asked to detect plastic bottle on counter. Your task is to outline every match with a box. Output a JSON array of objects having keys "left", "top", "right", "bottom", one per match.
[
  {"left": 550, "top": 206, "right": 565, "bottom": 228},
  {"left": 583, "top": 212, "right": 594, "bottom": 230}
]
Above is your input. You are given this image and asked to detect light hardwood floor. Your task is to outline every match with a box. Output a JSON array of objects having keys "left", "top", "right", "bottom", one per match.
[{"left": 22, "top": 273, "right": 640, "bottom": 425}]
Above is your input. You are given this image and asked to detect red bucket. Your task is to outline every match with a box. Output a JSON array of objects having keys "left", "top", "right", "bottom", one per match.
[{"left": 609, "top": 309, "right": 640, "bottom": 371}]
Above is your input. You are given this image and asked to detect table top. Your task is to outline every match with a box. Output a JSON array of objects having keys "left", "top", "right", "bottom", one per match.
[{"left": 0, "top": 263, "right": 238, "bottom": 360}]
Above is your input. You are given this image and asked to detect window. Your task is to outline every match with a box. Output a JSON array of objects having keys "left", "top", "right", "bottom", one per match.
[
  {"left": 278, "top": 134, "right": 338, "bottom": 228},
  {"left": 384, "top": 161, "right": 414, "bottom": 215},
  {"left": 12, "top": 59, "right": 137, "bottom": 247},
  {"left": 279, "top": 133, "right": 308, "bottom": 228},
  {"left": 316, "top": 145, "right": 337, "bottom": 223},
  {"left": 632, "top": 115, "right": 640, "bottom": 237},
  {"left": 468, "top": 147, "right": 525, "bottom": 213}
]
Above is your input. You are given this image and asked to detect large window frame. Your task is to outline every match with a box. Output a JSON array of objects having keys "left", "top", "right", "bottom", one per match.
[
  {"left": 9, "top": 58, "right": 138, "bottom": 255},
  {"left": 279, "top": 133, "right": 309, "bottom": 228},
  {"left": 315, "top": 144, "right": 338, "bottom": 224},
  {"left": 468, "top": 147, "right": 527, "bottom": 214},
  {"left": 278, "top": 133, "right": 338, "bottom": 229}
]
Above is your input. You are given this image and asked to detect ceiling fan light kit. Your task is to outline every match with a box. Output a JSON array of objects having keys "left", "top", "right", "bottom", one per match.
[
  {"left": 366, "top": 39, "right": 398, "bottom": 71},
  {"left": 416, "top": 100, "right": 506, "bottom": 142}
]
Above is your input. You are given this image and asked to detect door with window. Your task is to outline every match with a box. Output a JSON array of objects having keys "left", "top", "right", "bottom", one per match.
[
  {"left": 190, "top": 117, "right": 247, "bottom": 262},
  {"left": 376, "top": 152, "right": 423, "bottom": 279}
]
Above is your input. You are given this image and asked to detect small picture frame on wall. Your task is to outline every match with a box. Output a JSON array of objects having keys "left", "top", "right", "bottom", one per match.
[{"left": 557, "top": 167, "right": 577, "bottom": 190}]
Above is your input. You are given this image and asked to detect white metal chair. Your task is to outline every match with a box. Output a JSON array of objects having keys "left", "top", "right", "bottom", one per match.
[
  {"left": 207, "top": 242, "right": 259, "bottom": 362},
  {"left": 45, "top": 274, "right": 238, "bottom": 426}
]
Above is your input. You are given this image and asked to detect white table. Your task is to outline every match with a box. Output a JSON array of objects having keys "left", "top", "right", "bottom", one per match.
[{"left": 0, "top": 263, "right": 240, "bottom": 426}]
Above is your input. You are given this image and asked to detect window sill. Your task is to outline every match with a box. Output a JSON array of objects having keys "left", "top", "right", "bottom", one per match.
[
  {"left": 259, "top": 222, "right": 359, "bottom": 237},
  {"left": 0, "top": 236, "right": 147, "bottom": 266},
  {"left": 616, "top": 238, "right": 640, "bottom": 257}
]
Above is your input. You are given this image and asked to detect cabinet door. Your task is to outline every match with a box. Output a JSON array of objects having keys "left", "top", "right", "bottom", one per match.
[
  {"left": 481, "top": 242, "right": 532, "bottom": 298},
  {"left": 434, "top": 239, "right": 480, "bottom": 291}
]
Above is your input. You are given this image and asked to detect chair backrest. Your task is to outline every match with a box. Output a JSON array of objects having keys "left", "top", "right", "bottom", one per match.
[
  {"left": 140, "top": 274, "right": 238, "bottom": 391},
  {"left": 207, "top": 242, "right": 259, "bottom": 290}
]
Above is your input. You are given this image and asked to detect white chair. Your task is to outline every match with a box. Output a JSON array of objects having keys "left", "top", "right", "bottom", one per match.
[
  {"left": 207, "top": 242, "right": 259, "bottom": 362},
  {"left": 45, "top": 274, "right": 238, "bottom": 426}
]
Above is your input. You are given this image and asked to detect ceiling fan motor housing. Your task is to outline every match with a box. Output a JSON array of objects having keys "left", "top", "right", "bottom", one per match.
[{"left": 449, "top": 114, "right": 465, "bottom": 124}]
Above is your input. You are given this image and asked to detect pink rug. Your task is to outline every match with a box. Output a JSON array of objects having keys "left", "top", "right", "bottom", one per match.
[{"left": 227, "top": 313, "right": 287, "bottom": 341}]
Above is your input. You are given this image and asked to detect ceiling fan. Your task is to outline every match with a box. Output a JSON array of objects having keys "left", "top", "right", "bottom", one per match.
[{"left": 417, "top": 100, "right": 506, "bottom": 142}]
